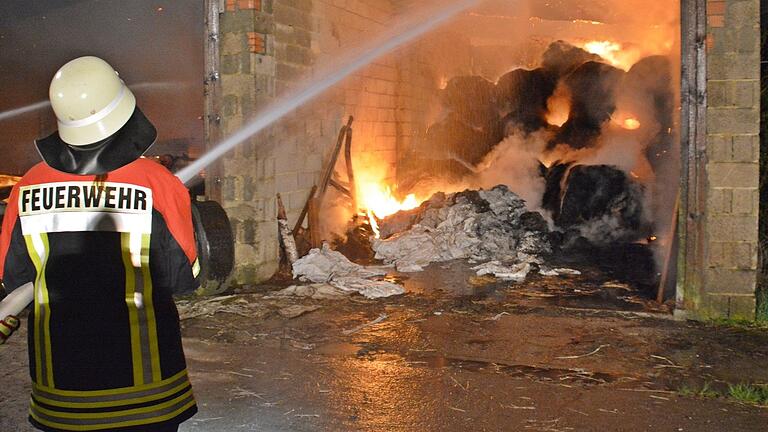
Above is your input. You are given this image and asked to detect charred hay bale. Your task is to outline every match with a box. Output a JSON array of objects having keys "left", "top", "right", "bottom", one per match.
[
  {"left": 424, "top": 114, "right": 503, "bottom": 165},
  {"left": 496, "top": 68, "right": 558, "bottom": 134},
  {"left": 552, "top": 61, "right": 625, "bottom": 149},
  {"left": 622, "top": 56, "right": 675, "bottom": 167},
  {"left": 548, "top": 165, "right": 647, "bottom": 246},
  {"left": 541, "top": 162, "right": 571, "bottom": 217},
  {"left": 441, "top": 76, "right": 499, "bottom": 128},
  {"left": 541, "top": 40, "right": 603, "bottom": 77},
  {"left": 624, "top": 56, "right": 674, "bottom": 130}
]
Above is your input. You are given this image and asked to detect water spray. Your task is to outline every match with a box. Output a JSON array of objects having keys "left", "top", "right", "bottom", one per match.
[
  {"left": 176, "top": 0, "right": 479, "bottom": 183},
  {"left": 0, "top": 82, "right": 185, "bottom": 123},
  {"left": 0, "top": 101, "right": 50, "bottom": 122},
  {"left": 0, "top": 0, "right": 480, "bottom": 322}
]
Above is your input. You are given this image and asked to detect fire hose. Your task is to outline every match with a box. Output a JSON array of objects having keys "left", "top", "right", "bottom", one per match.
[{"left": 0, "top": 175, "right": 234, "bottom": 342}]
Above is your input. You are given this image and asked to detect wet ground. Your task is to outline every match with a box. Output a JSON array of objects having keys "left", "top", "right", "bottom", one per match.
[{"left": 2, "top": 261, "right": 768, "bottom": 431}]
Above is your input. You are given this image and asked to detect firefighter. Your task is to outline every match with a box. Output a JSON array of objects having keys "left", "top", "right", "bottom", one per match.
[{"left": 0, "top": 56, "right": 200, "bottom": 431}]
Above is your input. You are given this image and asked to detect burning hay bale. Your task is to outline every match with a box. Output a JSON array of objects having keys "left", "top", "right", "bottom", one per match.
[
  {"left": 541, "top": 40, "right": 604, "bottom": 77},
  {"left": 372, "top": 185, "right": 552, "bottom": 274}
]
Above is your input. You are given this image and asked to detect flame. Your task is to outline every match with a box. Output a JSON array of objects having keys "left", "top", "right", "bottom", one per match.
[
  {"left": 546, "top": 85, "right": 572, "bottom": 127},
  {"left": 367, "top": 209, "right": 381, "bottom": 237},
  {"left": 545, "top": 102, "right": 570, "bottom": 127},
  {"left": 359, "top": 182, "right": 421, "bottom": 238},
  {"left": 623, "top": 118, "right": 641, "bottom": 130},
  {"left": 611, "top": 112, "right": 641, "bottom": 130},
  {"left": 581, "top": 40, "right": 638, "bottom": 71}
]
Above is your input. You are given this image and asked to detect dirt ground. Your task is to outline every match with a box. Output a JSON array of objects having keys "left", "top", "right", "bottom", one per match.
[{"left": 2, "top": 261, "right": 768, "bottom": 431}]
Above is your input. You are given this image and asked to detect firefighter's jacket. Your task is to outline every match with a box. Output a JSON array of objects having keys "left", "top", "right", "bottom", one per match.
[{"left": 0, "top": 158, "right": 200, "bottom": 431}]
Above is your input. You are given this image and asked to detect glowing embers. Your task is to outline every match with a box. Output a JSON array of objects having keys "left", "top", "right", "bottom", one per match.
[
  {"left": 622, "top": 118, "right": 641, "bottom": 130},
  {"left": 611, "top": 112, "right": 642, "bottom": 130},
  {"left": 545, "top": 86, "right": 571, "bottom": 127}
]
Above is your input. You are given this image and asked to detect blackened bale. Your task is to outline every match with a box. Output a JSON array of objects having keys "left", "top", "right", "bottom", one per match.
[
  {"left": 496, "top": 68, "right": 558, "bottom": 134},
  {"left": 424, "top": 113, "right": 503, "bottom": 166},
  {"left": 441, "top": 76, "right": 498, "bottom": 129},
  {"left": 622, "top": 56, "right": 675, "bottom": 168},
  {"left": 553, "top": 61, "right": 625, "bottom": 149},
  {"left": 548, "top": 164, "right": 648, "bottom": 245}
]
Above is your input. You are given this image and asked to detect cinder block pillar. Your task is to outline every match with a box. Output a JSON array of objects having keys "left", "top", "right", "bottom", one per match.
[
  {"left": 217, "top": 0, "right": 280, "bottom": 284},
  {"left": 698, "top": 0, "right": 761, "bottom": 319}
]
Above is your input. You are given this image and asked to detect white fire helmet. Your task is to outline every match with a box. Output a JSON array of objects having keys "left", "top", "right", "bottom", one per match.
[{"left": 49, "top": 56, "right": 137, "bottom": 146}]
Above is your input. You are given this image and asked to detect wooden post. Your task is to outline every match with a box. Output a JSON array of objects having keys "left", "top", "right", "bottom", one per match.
[
  {"left": 344, "top": 120, "right": 356, "bottom": 211},
  {"left": 293, "top": 185, "right": 317, "bottom": 235},
  {"left": 657, "top": 191, "right": 681, "bottom": 304},
  {"left": 308, "top": 196, "right": 322, "bottom": 249},
  {"left": 277, "top": 194, "right": 299, "bottom": 265}
]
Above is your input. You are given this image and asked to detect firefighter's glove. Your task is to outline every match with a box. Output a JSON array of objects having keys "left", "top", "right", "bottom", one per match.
[{"left": 0, "top": 315, "right": 20, "bottom": 344}]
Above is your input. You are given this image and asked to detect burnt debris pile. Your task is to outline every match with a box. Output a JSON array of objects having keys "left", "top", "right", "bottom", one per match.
[{"left": 372, "top": 185, "right": 556, "bottom": 280}]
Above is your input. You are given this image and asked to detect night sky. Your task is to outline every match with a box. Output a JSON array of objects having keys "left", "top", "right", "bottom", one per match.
[{"left": 0, "top": 0, "right": 204, "bottom": 175}]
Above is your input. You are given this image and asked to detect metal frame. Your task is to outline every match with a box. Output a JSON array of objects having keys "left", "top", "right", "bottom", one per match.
[{"left": 677, "top": 0, "right": 708, "bottom": 314}]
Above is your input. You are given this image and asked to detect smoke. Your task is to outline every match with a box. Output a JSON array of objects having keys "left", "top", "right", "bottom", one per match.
[{"left": 469, "top": 130, "right": 549, "bottom": 211}]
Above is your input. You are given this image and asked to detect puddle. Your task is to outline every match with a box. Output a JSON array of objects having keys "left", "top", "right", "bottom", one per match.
[
  {"left": 316, "top": 340, "right": 617, "bottom": 386},
  {"left": 409, "top": 354, "right": 617, "bottom": 385}
]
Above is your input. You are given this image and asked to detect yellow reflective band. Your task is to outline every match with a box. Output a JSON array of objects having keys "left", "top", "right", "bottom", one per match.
[
  {"left": 29, "top": 399, "right": 196, "bottom": 432},
  {"left": 33, "top": 369, "right": 188, "bottom": 397},
  {"left": 40, "top": 233, "right": 54, "bottom": 388},
  {"left": 24, "top": 233, "right": 54, "bottom": 387},
  {"left": 31, "top": 388, "right": 193, "bottom": 420},
  {"left": 192, "top": 258, "right": 201, "bottom": 278},
  {"left": 120, "top": 233, "right": 143, "bottom": 385},
  {"left": 24, "top": 235, "right": 43, "bottom": 385},
  {"left": 141, "top": 233, "right": 161, "bottom": 381},
  {"left": 33, "top": 380, "right": 190, "bottom": 410}
]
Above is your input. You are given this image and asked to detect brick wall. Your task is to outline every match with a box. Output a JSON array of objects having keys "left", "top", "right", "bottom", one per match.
[
  {"left": 215, "top": 0, "right": 442, "bottom": 284},
  {"left": 700, "top": 0, "right": 761, "bottom": 319}
]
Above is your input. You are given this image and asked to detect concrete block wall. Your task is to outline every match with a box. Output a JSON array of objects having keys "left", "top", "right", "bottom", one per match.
[
  {"left": 217, "top": 0, "right": 441, "bottom": 284},
  {"left": 701, "top": 0, "right": 761, "bottom": 319}
]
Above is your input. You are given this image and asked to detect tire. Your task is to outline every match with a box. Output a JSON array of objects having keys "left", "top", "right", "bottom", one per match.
[{"left": 191, "top": 200, "right": 234, "bottom": 288}]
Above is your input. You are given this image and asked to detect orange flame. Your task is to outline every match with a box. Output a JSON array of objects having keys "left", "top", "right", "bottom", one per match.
[
  {"left": 623, "top": 118, "right": 641, "bottom": 130},
  {"left": 359, "top": 182, "right": 421, "bottom": 238},
  {"left": 546, "top": 86, "right": 572, "bottom": 127},
  {"left": 581, "top": 40, "right": 638, "bottom": 71},
  {"left": 611, "top": 112, "right": 641, "bottom": 130}
]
